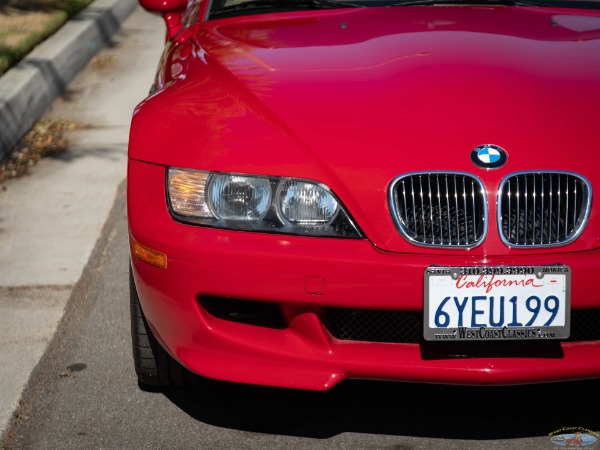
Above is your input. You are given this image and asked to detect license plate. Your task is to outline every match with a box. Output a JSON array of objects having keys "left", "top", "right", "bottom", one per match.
[{"left": 424, "top": 266, "right": 570, "bottom": 341}]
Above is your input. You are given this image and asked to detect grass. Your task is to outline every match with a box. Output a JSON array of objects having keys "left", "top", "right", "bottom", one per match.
[{"left": 0, "top": 0, "right": 94, "bottom": 76}]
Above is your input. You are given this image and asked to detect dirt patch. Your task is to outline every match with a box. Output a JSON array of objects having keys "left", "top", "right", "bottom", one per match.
[{"left": 0, "top": 119, "right": 82, "bottom": 183}]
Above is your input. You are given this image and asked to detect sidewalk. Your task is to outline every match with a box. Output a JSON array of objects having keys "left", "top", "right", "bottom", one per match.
[{"left": 0, "top": 2, "right": 164, "bottom": 441}]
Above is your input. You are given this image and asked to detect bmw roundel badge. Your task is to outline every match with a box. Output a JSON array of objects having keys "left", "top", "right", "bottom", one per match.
[{"left": 471, "top": 144, "right": 508, "bottom": 170}]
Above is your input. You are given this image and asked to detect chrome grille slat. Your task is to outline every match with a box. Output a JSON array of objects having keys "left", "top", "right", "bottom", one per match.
[
  {"left": 536, "top": 175, "right": 537, "bottom": 245},
  {"left": 389, "top": 173, "right": 486, "bottom": 247},
  {"left": 471, "top": 179, "right": 476, "bottom": 242},
  {"left": 515, "top": 177, "right": 520, "bottom": 242},
  {"left": 410, "top": 178, "right": 417, "bottom": 229},
  {"left": 547, "top": 177, "right": 560, "bottom": 242},
  {"left": 401, "top": 180, "right": 408, "bottom": 227},
  {"left": 524, "top": 176, "right": 528, "bottom": 244},
  {"left": 507, "top": 179, "right": 512, "bottom": 241},
  {"left": 428, "top": 176, "right": 434, "bottom": 242},
  {"left": 462, "top": 177, "right": 468, "bottom": 243},
  {"left": 436, "top": 175, "right": 443, "bottom": 243},
  {"left": 445, "top": 175, "right": 451, "bottom": 245},
  {"left": 540, "top": 175, "right": 545, "bottom": 244},
  {"left": 556, "top": 175, "right": 561, "bottom": 243},
  {"left": 573, "top": 181, "right": 578, "bottom": 235},
  {"left": 453, "top": 176, "right": 460, "bottom": 244},
  {"left": 419, "top": 176, "right": 425, "bottom": 237},
  {"left": 565, "top": 177, "right": 569, "bottom": 240},
  {"left": 499, "top": 172, "right": 591, "bottom": 247}
]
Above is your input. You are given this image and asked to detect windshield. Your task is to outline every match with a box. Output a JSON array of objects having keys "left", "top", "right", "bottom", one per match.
[{"left": 208, "top": 0, "right": 600, "bottom": 19}]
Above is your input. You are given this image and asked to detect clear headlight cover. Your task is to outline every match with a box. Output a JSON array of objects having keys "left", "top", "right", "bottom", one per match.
[
  {"left": 207, "top": 174, "right": 271, "bottom": 220},
  {"left": 167, "top": 168, "right": 361, "bottom": 238},
  {"left": 276, "top": 180, "right": 339, "bottom": 225}
]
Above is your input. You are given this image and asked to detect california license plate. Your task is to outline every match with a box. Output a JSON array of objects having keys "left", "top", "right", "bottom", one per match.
[{"left": 424, "top": 266, "right": 570, "bottom": 341}]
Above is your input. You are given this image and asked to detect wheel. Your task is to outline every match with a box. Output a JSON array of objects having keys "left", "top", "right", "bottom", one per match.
[{"left": 130, "top": 265, "right": 195, "bottom": 389}]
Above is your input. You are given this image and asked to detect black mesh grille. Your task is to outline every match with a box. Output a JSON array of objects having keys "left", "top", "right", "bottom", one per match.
[
  {"left": 325, "top": 308, "right": 600, "bottom": 343},
  {"left": 499, "top": 172, "right": 591, "bottom": 246},
  {"left": 390, "top": 173, "right": 486, "bottom": 247},
  {"left": 570, "top": 309, "right": 600, "bottom": 341},
  {"left": 325, "top": 309, "right": 422, "bottom": 343}
]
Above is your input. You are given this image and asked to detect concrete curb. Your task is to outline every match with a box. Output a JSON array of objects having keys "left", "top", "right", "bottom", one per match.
[{"left": 0, "top": 0, "right": 139, "bottom": 160}]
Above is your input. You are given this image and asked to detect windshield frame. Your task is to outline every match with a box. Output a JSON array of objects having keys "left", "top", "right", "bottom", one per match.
[{"left": 206, "top": 0, "right": 600, "bottom": 20}]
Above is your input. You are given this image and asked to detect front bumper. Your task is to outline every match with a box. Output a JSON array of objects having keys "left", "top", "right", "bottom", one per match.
[{"left": 128, "top": 159, "right": 600, "bottom": 390}]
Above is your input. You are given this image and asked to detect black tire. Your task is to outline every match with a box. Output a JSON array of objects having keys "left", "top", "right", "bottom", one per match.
[{"left": 130, "top": 265, "right": 196, "bottom": 389}]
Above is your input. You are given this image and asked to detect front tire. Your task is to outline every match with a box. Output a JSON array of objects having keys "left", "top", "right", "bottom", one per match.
[{"left": 130, "top": 265, "right": 195, "bottom": 389}]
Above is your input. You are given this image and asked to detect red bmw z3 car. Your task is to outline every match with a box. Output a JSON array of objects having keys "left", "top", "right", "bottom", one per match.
[{"left": 128, "top": 0, "right": 600, "bottom": 390}]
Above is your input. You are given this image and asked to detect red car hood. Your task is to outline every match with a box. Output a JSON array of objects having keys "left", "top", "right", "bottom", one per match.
[{"left": 130, "top": 5, "right": 600, "bottom": 255}]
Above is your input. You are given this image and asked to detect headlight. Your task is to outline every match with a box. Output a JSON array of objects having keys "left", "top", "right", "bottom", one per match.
[
  {"left": 276, "top": 180, "right": 339, "bottom": 225},
  {"left": 167, "top": 168, "right": 361, "bottom": 238},
  {"left": 207, "top": 174, "right": 271, "bottom": 220}
]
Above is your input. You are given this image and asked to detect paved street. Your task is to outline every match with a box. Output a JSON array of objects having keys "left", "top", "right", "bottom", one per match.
[{"left": 1, "top": 3, "right": 599, "bottom": 449}]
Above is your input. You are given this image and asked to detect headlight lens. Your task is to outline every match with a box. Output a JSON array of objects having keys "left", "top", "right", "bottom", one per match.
[
  {"left": 167, "top": 168, "right": 361, "bottom": 238},
  {"left": 207, "top": 174, "right": 271, "bottom": 220},
  {"left": 276, "top": 180, "right": 339, "bottom": 225}
]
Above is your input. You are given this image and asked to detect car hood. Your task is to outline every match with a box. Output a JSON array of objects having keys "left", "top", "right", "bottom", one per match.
[{"left": 130, "top": 5, "right": 600, "bottom": 255}]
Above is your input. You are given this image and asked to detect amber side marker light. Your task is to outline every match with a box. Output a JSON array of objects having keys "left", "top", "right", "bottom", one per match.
[{"left": 131, "top": 239, "right": 168, "bottom": 269}]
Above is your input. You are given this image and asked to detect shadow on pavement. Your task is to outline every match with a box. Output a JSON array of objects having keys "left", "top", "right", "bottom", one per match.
[{"left": 163, "top": 376, "right": 600, "bottom": 440}]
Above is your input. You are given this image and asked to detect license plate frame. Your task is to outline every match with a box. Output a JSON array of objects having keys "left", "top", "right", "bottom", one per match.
[{"left": 424, "top": 265, "right": 571, "bottom": 341}]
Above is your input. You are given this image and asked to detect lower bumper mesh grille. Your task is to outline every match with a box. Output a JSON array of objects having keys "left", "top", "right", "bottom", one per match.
[{"left": 325, "top": 308, "right": 600, "bottom": 343}]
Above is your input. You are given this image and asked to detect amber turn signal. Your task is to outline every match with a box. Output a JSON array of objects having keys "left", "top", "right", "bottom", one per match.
[{"left": 131, "top": 239, "right": 167, "bottom": 269}]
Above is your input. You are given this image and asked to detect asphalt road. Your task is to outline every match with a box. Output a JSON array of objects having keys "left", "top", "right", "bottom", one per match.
[
  {"left": 1, "top": 181, "right": 599, "bottom": 449},
  {"left": 1, "top": 4, "right": 599, "bottom": 450}
]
